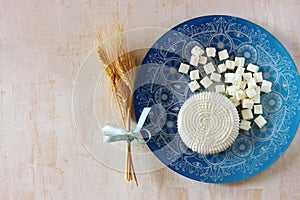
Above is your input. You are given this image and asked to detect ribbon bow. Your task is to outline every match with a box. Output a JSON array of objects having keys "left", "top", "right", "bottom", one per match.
[{"left": 102, "top": 107, "right": 151, "bottom": 144}]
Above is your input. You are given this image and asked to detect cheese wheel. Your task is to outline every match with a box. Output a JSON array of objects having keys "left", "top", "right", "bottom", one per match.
[{"left": 177, "top": 92, "right": 240, "bottom": 155}]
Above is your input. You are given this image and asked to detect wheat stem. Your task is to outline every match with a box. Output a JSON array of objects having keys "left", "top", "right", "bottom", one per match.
[{"left": 97, "top": 17, "right": 138, "bottom": 186}]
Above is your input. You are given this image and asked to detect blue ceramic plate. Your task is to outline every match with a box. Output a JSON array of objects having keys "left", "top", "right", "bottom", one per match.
[{"left": 133, "top": 15, "right": 300, "bottom": 183}]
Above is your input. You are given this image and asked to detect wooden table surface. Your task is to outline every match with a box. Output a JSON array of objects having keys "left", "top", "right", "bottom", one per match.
[{"left": 1, "top": 0, "right": 300, "bottom": 199}]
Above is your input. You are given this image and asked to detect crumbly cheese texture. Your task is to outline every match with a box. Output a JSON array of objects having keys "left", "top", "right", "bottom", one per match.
[
  {"left": 243, "top": 72, "right": 252, "bottom": 81},
  {"left": 254, "top": 115, "right": 267, "bottom": 128},
  {"left": 200, "top": 76, "right": 213, "bottom": 89},
  {"left": 239, "top": 80, "right": 247, "bottom": 90},
  {"left": 218, "top": 49, "right": 229, "bottom": 61},
  {"left": 247, "top": 78, "right": 257, "bottom": 88},
  {"left": 215, "top": 84, "right": 226, "bottom": 93},
  {"left": 210, "top": 72, "right": 221, "bottom": 82},
  {"left": 242, "top": 99, "right": 254, "bottom": 109},
  {"left": 188, "top": 80, "right": 200, "bottom": 92},
  {"left": 241, "top": 109, "right": 253, "bottom": 120},
  {"left": 230, "top": 96, "right": 241, "bottom": 107},
  {"left": 253, "top": 72, "right": 263, "bottom": 83},
  {"left": 203, "top": 62, "right": 215, "bottom": 74},
  {"left": 261, "top": 80, "right": 272, "bottom": 93},
  {"left": 240, "top": 120, "right": 251, "bottom": 131},
  {"left": 252, "top": 94, "right": 260, "bottom": 104},
  {"left": 190, "top": 54, "right": 199, "bottom": 66},
  {"left": 217, "top": 63, "right": 227, "bottom": 73},
  {"left": 224, "top": 73, "right": 234, "bottom": 83},
  {"left": 254, "top": 105, "right": 263, "bottom": 114},
  {"left": 246, "top": 88, "right": 257, "bottom": 98},
  {"left": 232, "top": 74, "right": 242, "bottom": 86},
  {"left": 226, "top": 60, "right": 235, "bottom": 70},
  {"left": 235, "top": 66, "right": 245, "bottom": 75},
  {"left": 247, "top": 63, "right": 259, "bottom": 73},
  {"left": 206, "top": 47, "right": 216, "bottom": 57},
  {"left": 190, "top": 70, "right": 200, "bottom": 80},
  {"left": 226, "top": 85, "right": 239, "bottom": 96},
  {"left": 191, "top": 46, "right": 204, "bottom": 56},
  {"left": 178, "top": 46, "right": 273, "bottom": 131},
  {"left": 235, "top": 90, "right": 246, "bottom": 101},
  {"left": 178, "top": 63, "right": 190, "bottom": 74},
  {"left": 235, "top": 57, "right": 245, "bottom": 67},
  {"left": 177, "top": 92, "right": 240, "bottom": 155},
  {"left": 199, "top": 56, "right": 207, "bottom": 65}
]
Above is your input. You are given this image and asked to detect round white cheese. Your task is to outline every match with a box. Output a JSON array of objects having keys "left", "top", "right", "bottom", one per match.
[{"left": 177, "top": 92, "right": 240, "bottom": 155}]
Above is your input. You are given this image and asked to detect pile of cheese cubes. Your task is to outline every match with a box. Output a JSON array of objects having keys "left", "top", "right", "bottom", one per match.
[{"left": 178, "top": 46, "right": 272, "bottom": 131}]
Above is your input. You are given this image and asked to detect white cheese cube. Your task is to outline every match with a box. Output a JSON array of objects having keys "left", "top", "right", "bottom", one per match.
[
  {"left": 235, "top": 57, "right": 245, "bottom": 67},
  {"left": 239, "top": 80, "right": 247, "bottom": 90},
  {"left": 242, "top": 72, "right": 252, "bottom": 81},
  {"left": 178, "top": 63, "right": 190, "bottom": 74},
  {"left": 252, "top": 87, "right": 261, "bottom": 103},
  {"left": 240, "top": 120, "right": 251, "bottom": 131},
  {"left": 247, "top": 78, "right": 257, "bottom": 88},
  {"left": 190, "top": 70, "right": 200, "bottom": 80},
  {"left": 218, "top": 49, "right": 229, "bottom": 61},
  {"left": 206, "top": 47, "right": 216, "bottom": 57},
  {"left": 210, "top": 72, "right": 221, "bottom": 82},
  {"left": 254, "top": 86, "right": 261, "bottom": 95},
  {"left": 200, "top": 76, "right": 213, "bottom": 89},
  {"left": 261, "top": 80, "right": 272, "bottom": 93},
  {"left": 247, "top": 63, "right": 259, "bottom": 73},
  {"left": 252, "top": 94, "right": 261, "bottom": 104},
  {"left": 225, "top": 60, "right": 235, "bottom": 70},
  {"left": 253, "top": 72, "right": 263, "bottom": 83},
  {"left": 232, "top": 74, "right": 242, "bottom": 86},
  {"left": 254, "top": 115, "right": 267, "bottom": 128},
  {"left": 191, "top": 46, "right": 204, "bottom": 56},
  {"left": 188, "top": 80, "right": 200, "bottom": 92},
  {"left": 254, "top": 105, "right": 263, "bottom": 114},
  {"left": 246, "top": 88, "right": 257, "bottom": 98},
  {"left": 217, "top": 63, "right": 226, "bottom": 73},
  {"left": 241, "top": 109, "right": 254, "bottom": 120},
  {"left": 230, "top": 96, "right": 241, "bottom": 107},
  {"left": 235, "top": 89, "right": 246, "bottom": 101},
  {"left": 199, "top": 56, "right": 207, "bottom": 65},
  {"left": 226, "top": 85, "right": 239, "bottom": 96},
  {"left": 242, "top": 99, "right": 254, "bottom": 109},
  {"left": 190, "top": 55, "right": 199, "bottom": 66},
  {"left": 203, "top": 62, "right": 215, "bottom": 74},
  {"left": 235, "top": 66, "right": 245, "bottom": 75},
  {"left": 215, "top": 85, "right": 226, "bottom": 93},
  {"left": 224, "top": 73, "right": 234, "bottom": 83}
]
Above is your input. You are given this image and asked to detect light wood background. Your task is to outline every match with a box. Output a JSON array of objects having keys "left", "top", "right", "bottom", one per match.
[{"left": 1, "top": 0, "right": 300, "bottom": 199}]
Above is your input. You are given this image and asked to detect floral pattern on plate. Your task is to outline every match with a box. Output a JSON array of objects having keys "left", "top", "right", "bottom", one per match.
[{"left": 134, "top": 16, "right": 300, "bottom": 183}]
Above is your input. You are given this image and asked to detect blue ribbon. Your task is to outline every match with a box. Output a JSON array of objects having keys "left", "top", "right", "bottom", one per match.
[{"left": 102, "top": 107, "right": 151, "bottom": 145}]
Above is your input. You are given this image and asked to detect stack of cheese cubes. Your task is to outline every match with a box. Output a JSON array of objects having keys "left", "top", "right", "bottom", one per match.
[{"left": 178, "top": 46, "right": 272, "bottom": 131}]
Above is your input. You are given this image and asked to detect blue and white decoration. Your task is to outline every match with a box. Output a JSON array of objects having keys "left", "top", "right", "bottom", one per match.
[{"left": 134, "top": 16, "right": 300, "bottom": 183}]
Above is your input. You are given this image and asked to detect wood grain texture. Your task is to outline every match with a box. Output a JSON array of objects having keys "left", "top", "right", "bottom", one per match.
[{"left": 0, "top": 0, "right": 299, "bottom": 199}]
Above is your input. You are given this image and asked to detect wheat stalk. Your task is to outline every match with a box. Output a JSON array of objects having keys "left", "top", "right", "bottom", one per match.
[{"left": 96, "top": 18, "right": 138, "bottom": 186}]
